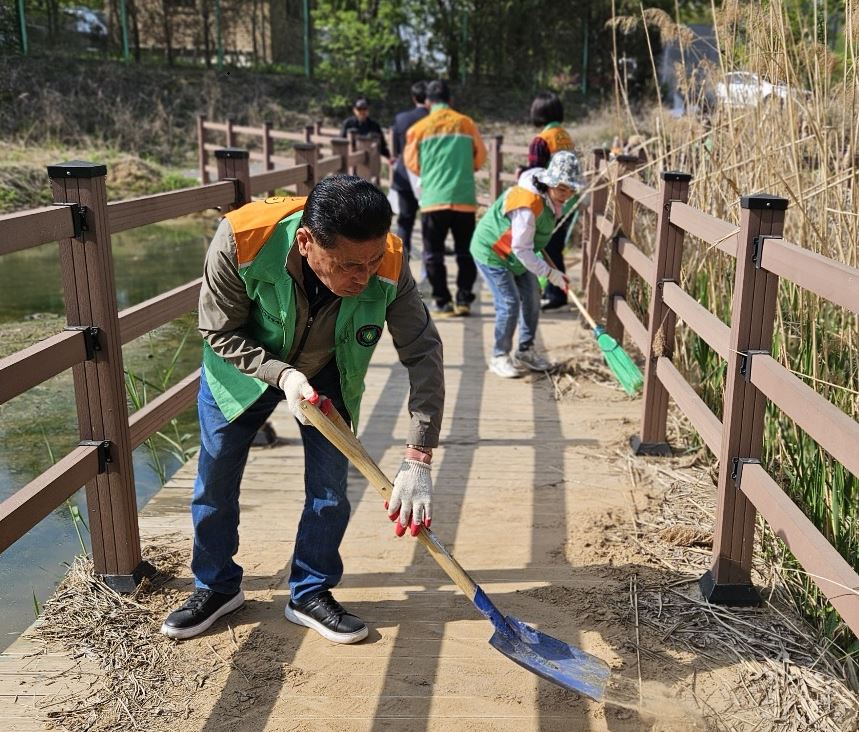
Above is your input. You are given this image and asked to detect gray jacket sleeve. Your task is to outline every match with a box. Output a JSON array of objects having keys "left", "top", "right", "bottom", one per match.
[
  {"left": 386, "top": 256, "right": 445, "bottom": 447},
  {"left": 198, "top": 218, "right": 290, "bottom": 386}
]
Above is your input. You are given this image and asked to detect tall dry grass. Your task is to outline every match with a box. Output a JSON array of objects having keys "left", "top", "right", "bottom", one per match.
[{"left": 607, "top": 1, "right": 859, "bottom": 675}]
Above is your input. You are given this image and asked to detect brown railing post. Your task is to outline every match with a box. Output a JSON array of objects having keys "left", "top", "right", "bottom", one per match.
[
  {"left": 262, "top": 121, "right": 274, "bottom": 197},
  {"left": 47, "top": 161, "right": 153, "bottom": 592},
  {"left": 489, "top": 135, "right": 503, "bottom": 201},
  {"left": 584, "top": 148, "right": 609, "bottom": 323},
  {"left": 347, "top": 129, "right": 359, "bottom": 175},
  {"left": 197, "top": 114, "right": 208, "bottom": 184},
  {"left": 701, "top": 193, "right": 787, "bottom": 605},
  {"left": 225, "top": 117, "right": 236, "bottom": 148},
  {"left": 357, "top": 135, "right": 380, "bottom": 184},
  {"left": 355, "top": 135, "right": 375, "bottom": 181},
  {"left": 314, "top": 119, "right": 323, "bottom": 137},
  {"left": 605, "top": 154, "right": 639, "bottom": 342},
  {"left": 631, "top": 171, "right": 691, "bottom": 456},
  {"left": 293, "top": 142, "right": 318, "bottom": 195},
  {"left": 331, "top": 137, "right": 350, "bottom": 174},
  {"left": 215, "top": 148, "right": 251, "bottom": 208},
  {"left": 304, "top": 124, "right": 314, "bottom": 144}
]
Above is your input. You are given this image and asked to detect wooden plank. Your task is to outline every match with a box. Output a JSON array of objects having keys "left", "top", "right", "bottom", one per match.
[
  {"left": 203, "top": 142, "right": 221, "bottom": 153},
  {"left": 616, "top": 237, "right": 654, "bottom": 282},
  {"left": 0, "top": 445, "right": 100, "bottom": 553},
  {"left": 759, "top": 238, "right": 859, "bottom": 316},
  {"left": 0, "top": 330, "right": 87, "bottom": 406},
  {"left": 749, "top": 354, "right": 859, "bottom": 479},
  {"left": 269, "top": 129, "right": 307, "bottom": 142},
  {"left": 613, "top": 297, "right": 649, "bottom": 353},
  {"left": 655, "top": 357, "right": 722, "bottom": 453},
  {"left": 0, "top": 206, "right": 76, "bottom": 255},
  {"left": 318, "top": 125, "right": 341, "bottom": 137},
  {"left": 595, "top": 214, "right": 615, "bottom": 241},
  {"left": 107, "top": 182, "right": 234, "bottom": 233},
  {"left": 502, "top": 144, "right": 529, "bottom": 155},
  {"left": 203, "top": 121, "right": 228, "bottom": 132},
  {"left": 118, "top": 278, "right": 202, "bottom": 344},
  {"left": 269, "top": 153, "right": 295, "bottom": 167},
  {"left": 592, "top": 260, "right": 609, "bottom": 292},
  {"left": 740, "top": 463, "right": 859, "bottom": 635},
  {"left": 662, "top": 282, "right": 730, "bottom": 359},
  {"left": 621, "top": 177, "right": 660, "bottom": 213},
  {"left": 249, "top": 166, "right": 308, "bottom": 195},
  {"left": 316, "top": 154, "right": 344, "bottom": 178},
  {"left": 129, "top": 371, "right": 200, "bottom": 449},
  {"left": 248, "top": 151, "right": 266, "bottom": 162},
  {"left": 670, "top": 202, "right": 739, "bottom": 256},
  {"left": 232, "top": 123, "right": 262, "bottom": 137}
]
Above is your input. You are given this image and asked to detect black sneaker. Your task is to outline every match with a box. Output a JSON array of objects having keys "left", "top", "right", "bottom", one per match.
[
  {"left": 429, "top": 301, "right": 454, "bottom": 316},
  {"left": 285, "top": 590, "right": 368, "bottom": 644},
  {"left": 160, "top": 588, "right": 245, "bottom": 640}
]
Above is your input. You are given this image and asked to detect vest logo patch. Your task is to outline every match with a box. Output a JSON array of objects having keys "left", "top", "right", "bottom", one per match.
[{"left": 356, "top": 324, "right": 382, "bottom": 347}]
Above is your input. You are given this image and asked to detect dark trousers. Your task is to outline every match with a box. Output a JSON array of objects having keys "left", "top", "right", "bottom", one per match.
[
  {"left": 542, "top": 223, "right": 568, "bottom": 305},
  {"left": 421, "top": 209, "right": 477, "bottom": 306},
  {"left": 394, "top": 187, "right": 419, "bottom": 256}
]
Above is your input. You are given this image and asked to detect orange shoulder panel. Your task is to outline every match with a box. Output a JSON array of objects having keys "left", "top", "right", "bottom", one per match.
[
  {"left": 503, "top": 187, "right": 544, "bottom": 217},
  {"left": 539, "top": 127, "right": 574, "bottom": 154},
  {"left": 224, "top": 196, "right": 307, "bottom": 267},
  {"left": 375, "top": 232, "right": 404, "bottom": 286}
]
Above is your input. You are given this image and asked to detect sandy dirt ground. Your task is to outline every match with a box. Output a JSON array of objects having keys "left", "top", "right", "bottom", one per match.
[{"left": 3, "top": 254, "right": 857, "bottom": 732}]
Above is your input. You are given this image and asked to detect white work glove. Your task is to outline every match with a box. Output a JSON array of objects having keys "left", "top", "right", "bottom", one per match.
[
  {"left": 547, "top": 268, "right": 569, "bottom": 290},
  {"left": 388, "top": 460, "right": 433, "bottom": 537},
  {"left": 278, "top": 368, "right": 317, "bottom": 424}
]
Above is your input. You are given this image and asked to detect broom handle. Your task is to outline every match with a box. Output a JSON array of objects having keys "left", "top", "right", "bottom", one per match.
[
  {"left": 540, "top": 250, "right": 599, "bottom": 331},
  {"left": 298, "top": 400, "right": 479, "bottom": 599}
]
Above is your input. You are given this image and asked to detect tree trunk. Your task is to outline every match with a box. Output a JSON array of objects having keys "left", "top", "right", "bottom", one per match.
[
  {"left": 160, "top": 0, "right": 173, "bottom": 65},
  {"left": 130, "top": 0, "right": 141, "bottom": 62}
]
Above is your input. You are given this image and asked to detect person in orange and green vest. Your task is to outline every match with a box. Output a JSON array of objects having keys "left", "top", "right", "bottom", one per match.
[
  {"left": 161, "top": 176, "right": 444, "bottom": 645},
  {"left": 470, "top": 151, "right": 585, "bottom": 379},
  {"left": 404, "top": 79, "right": 487, "bottom": 317},
  {"left": 520, "top": 92, "right": 577, "bottom": 311}
]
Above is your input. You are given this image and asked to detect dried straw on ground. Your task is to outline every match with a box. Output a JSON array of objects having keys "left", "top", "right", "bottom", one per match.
[{"left": 34, "top": 541, "right": 201, "bottom": 732}]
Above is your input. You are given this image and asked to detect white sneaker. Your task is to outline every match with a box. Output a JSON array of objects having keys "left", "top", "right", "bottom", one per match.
[
  {"left": 488, "top": 354, "right": 524, "bottom": 379},
  {"left": 513, "top": 349, "right": 552, "bottom": 372}
]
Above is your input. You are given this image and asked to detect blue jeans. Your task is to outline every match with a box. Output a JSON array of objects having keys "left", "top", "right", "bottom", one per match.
[
  {"left": 476, "top": 261, "right": 540, "bottom": 357},
  {"left": 191, "top": 366, "right": 350, "bottom": 603}
]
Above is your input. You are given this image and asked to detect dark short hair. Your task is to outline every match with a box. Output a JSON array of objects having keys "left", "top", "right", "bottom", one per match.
[
  {"left": 411, "top": 80, "right": 428, "bottom": 104},
  {"left": 301, "top": 175, "right": 391, "bottom": 248},
  {"left": 426, "top": 79, "right": 450, "bottom": 103},
  {"left": 530, "top": 91, "right": 564, "bottom": 126}
]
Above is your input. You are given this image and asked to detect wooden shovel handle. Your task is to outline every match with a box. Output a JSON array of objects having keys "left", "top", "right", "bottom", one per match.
[
  {"left": 540, "top": 250, "right": 598, "bottom": 331},
  {"left": 298, "top": 400, "right": 479, "bottom": 599}
]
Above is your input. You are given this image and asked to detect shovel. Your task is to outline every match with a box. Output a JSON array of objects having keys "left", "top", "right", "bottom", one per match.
[{"left": 298, "top": 399, "right": 612, "bottom": 700}]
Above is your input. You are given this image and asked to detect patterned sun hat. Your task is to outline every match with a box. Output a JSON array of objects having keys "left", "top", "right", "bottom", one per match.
[{"left": 534, "top": 151, "right": 585, "bottom": 191}]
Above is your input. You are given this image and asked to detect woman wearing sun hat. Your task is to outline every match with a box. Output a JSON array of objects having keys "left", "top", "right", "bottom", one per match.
[{"left": 470, "top": 151, "right": 585, "bottom": 379}]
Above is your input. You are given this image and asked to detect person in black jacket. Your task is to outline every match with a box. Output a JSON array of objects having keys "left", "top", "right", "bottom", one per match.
[
  {"left": 340, "top": 98, "right": 391, "bottom": 160},
  {"left": 390, "top": 81, "right": 430, "bottom": 255}
]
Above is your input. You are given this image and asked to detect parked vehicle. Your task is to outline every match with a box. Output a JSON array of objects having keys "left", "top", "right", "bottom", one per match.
[{"left": 714, "top": 71, "right": 796, "bottom": 107}]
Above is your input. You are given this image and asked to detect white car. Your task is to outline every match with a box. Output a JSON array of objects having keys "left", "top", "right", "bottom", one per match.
[{"left": 715, "top": 72, "right": 792, "bottom": 108}]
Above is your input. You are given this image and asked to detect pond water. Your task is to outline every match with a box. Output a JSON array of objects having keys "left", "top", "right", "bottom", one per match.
[{"left": 0, "top": 215, "right": 219, "bottom": 650}]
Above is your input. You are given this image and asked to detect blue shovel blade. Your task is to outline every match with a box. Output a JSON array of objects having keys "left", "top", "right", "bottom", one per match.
[{"left": 489, "top": 615, "right": 611, "bottom": 701}]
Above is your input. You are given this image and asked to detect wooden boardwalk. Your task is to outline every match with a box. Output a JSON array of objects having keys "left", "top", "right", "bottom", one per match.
[{"left": 1, "top": 264, "right": 655, "bottom": 731}]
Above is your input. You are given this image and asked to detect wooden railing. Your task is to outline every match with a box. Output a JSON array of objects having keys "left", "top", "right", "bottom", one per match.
[
  {"left": 0, "top": 137, "right": 380, "bottom": 591},
  {"left": 579, "top": 149, "right": 859, "bottom": 631},
  {"left": 197, "top": 115, "right": 529, "bottom": 206}
]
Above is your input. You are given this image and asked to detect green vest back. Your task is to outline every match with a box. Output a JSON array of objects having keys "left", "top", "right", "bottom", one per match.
[
  {"left": 203, "top": 209, "right": 400, "bottom": 427},
  {"left": 469, "top": 186, "right": 556, "bottom": 275}
]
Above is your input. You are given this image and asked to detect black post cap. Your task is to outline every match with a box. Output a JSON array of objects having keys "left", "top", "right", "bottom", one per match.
[
  {"left": 46, "top": 161, "right": 107, "bottom": 179},
  {"left": 293, "top": 142, "right": 316, "bottom": 151},
  {"left": 661, "top": 171, "right": 692, "bottom": 182},
  {"left": 214, "top": 148, "right": 249, "bottom": 160},
  {"left": 615, "top": 154, "right": 640, "bottom": 164},
  {"left": 740, "top": 193, "right": 788, "bottom": 210}
]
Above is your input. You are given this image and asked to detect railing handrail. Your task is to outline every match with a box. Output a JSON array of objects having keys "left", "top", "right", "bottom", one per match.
[
  {"left": 0, "top": 130, "right": 382, "bottom": 588},
  {"left": 580, "top": 154, "right": 859, "bottom": 635}
]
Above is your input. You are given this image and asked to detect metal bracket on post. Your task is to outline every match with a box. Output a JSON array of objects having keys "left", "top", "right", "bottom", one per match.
[
  {"left": 65, "top": 325, "right": 101, "bottom": 360},
  {"left": 223, "top": 177, "right": 241, "bottom": 205},
  {"left": 79, "top": 439, "right": 112, "bottom": 473},
  {"left": 54, "top": 203, "right": 88, "bottom": 237},
  {"left": 751, "top": 235, "right": 781, "bottom": 269},
  {"left": 103, "top": 560, "right": 157, "bottom": 594},
  {"left": 739, "top": 350, "right": 768, "bottom": 382},
  {"left": 731, "top": 457, "right": 761, "bottom": 488}
]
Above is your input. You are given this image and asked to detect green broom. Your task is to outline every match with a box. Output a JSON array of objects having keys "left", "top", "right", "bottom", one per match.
[{"left": 566, "top": 288, "right": 643, "bottom": 396}]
